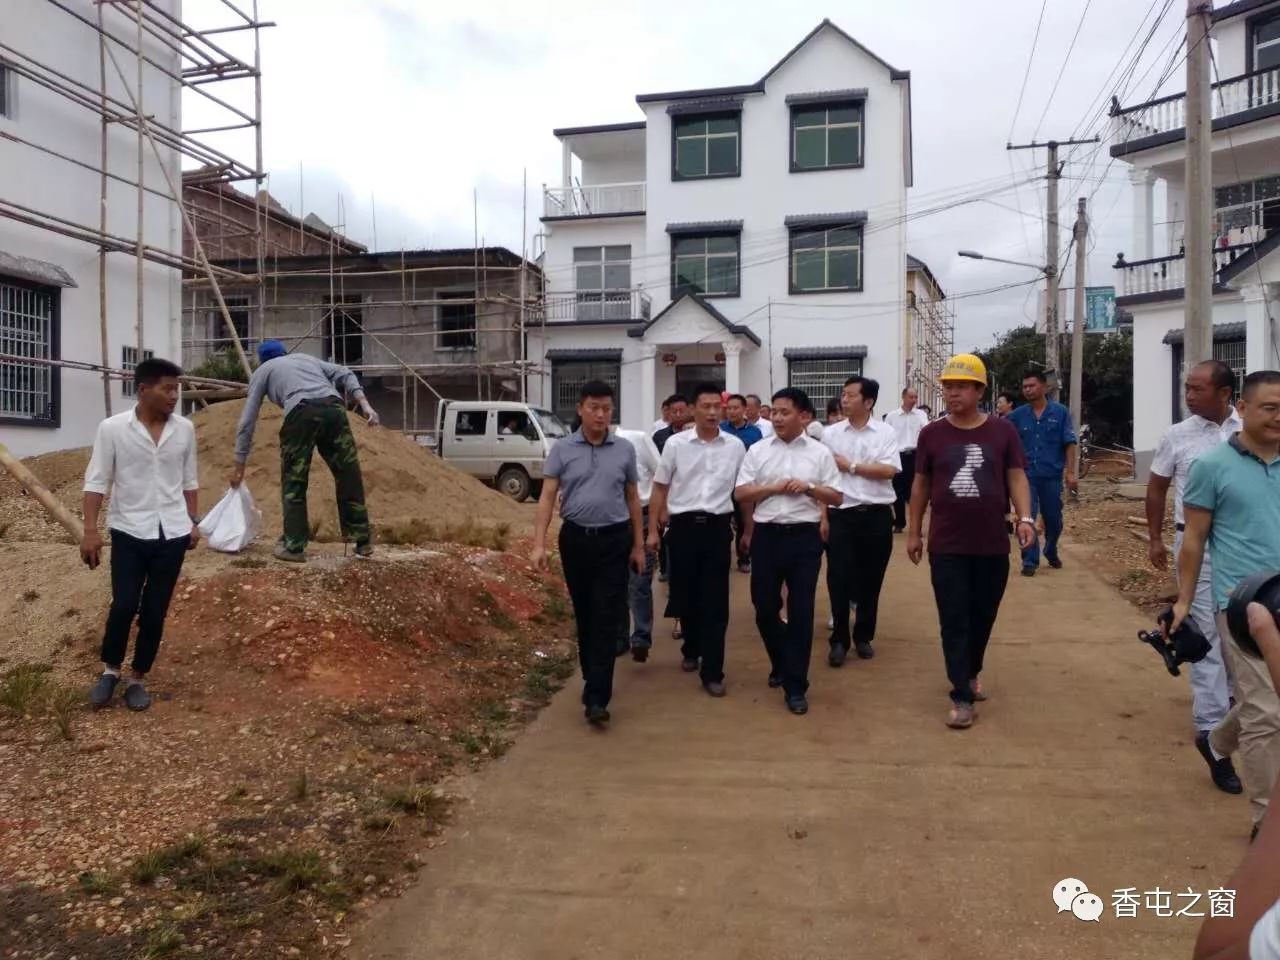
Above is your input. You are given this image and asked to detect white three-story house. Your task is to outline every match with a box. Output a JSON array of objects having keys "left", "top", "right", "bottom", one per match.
[{"left": 528, "top": 19, "right": 913, "bottom": 427}]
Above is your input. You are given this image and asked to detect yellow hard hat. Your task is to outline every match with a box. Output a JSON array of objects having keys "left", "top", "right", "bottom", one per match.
[{"left": 939, "top": 353, "right": 988, "bottom": 385}]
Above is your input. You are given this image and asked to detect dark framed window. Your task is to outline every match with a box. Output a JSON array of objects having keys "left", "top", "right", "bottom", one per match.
[
  {"left": 574, "top": 246, "right": 632, "bottom": 321},
  {"left": 0, "top": 276, "right": 60, "bottom": 427},
  {"left": 671, "top": 233, "right": 740, "bottom": 298},
  {"left": 789, "top": 224, "right": 863, "bottom": 293},
  {"left": 454, "top": 410, "right": 487, "bottom": 436},
  {"left": 791, "top": 102, "right": 864, "bottom": 171},
  {"left": 322, "top": 294, "right": 363, "bottom": 366},
  {"left": 0, "top": 63, "right": 12, "bottom": 119},
  {"left": 439, "top": 291, "right": 476, "bottom": 351},
  {"left": 1252, "top": 12, "right": 1280, "bottom": 71},
  {"left": 209, "top": 295, "right": 252, "bottom": 351},
  {"left": 550, "top": 359, "right": 621, "bottom": 425},
  {"left": 121, "top": 346, "right": 155, "bottom": 398},
  {"left": 672, "top": 113, "right": 740, "bottom": 180},
  {"left": 787, "top": 355, "right": 863, "bottom": 403}
]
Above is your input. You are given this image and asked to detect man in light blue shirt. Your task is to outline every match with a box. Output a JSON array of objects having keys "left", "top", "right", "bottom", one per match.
[
  {"left": 1007, "top": 369, "right": 1077, "bottom": 575},
  {"left": 1175, "top": 370, "right": 1280, "bottom": 838}
]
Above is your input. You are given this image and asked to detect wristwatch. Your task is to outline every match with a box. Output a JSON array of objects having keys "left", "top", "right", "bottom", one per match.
[
  {"left": 1017, "top": 516, "right": 1035, "bottom": 526},
  {"left": 807, "top": 482, "right": 816, "bottom": 494}
]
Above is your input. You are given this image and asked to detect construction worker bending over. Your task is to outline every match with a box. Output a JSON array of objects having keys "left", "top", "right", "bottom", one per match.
[{"left": 231, "top": 339, "right": 379, "bottom": 562}]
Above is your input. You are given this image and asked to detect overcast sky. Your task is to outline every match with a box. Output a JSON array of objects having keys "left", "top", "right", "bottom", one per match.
[{"left": 185, "top": 0, "right": 1188, "bottom": 351}]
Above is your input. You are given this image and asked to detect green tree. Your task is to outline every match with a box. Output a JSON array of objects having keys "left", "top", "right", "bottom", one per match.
[
  {"left": 188, "top": 349, "right": 249, "bottom": 384},
  {"left": 974, "top": 326, "right": 1132, "bottom": 447}
]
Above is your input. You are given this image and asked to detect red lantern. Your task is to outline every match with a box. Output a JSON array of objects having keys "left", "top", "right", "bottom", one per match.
[
  {"left": 662, "top": 352, "right": 678, "bottom": 366},
  {"left": 714, "top": 352, "right": 725, "bottom": 364}
]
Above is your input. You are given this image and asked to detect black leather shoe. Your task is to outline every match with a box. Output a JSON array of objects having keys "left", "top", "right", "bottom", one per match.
[
  {"left": 681, "top": 657, "right": 699, "bottom": 673},
  {"left": 785, "top": 695, "right": 809, "bottom": 716},
  {"left": 854, "top": 640, "right": 874, "bottom": 660},
  {"left": 1021, "top": 567, "right": 1036, "bottom": 577},
  {"left": 585, "top": 705, "right": 610, "bottom": 727},
  {"left": 1046, "top": 555, "right": 1063, "bottom": 569},
  {"left": 702, "top": 680, "right": 727, "bottom": 698},
  {"left": 767, "top": 673, "right": 783, "bottom": 688},
  {"left": 828, "top": 644, "right": 847, "bottom": 668},
  {"left": 631, "top": 646, "right": 649, "bottom": 663},
  {"left": 1196, "top": 732, "right": 1243, "bottom": 794}
]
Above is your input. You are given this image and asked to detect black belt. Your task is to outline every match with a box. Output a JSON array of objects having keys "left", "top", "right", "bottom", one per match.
[
  {"left": 668, "top": 511, "right": 731, "bottom": 525},
  {"left": 563, "top": 520, "right": 630, "bottom": 537},
  {"left": 901, "top": 447, "right": 916, "bottom": 455},
  {"left": 835, "top": 503, "right": 893, "bottom": 513},
  {"left": 755, "top": 521, "right": 820, "bottom": 534},
  {"left": 1176, "top": 522, "right": 1186, "bottom": 532}
]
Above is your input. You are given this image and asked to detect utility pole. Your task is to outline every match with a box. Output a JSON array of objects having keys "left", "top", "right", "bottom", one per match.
[
  {"left": 1070, "top": 197, "right": 1088, "bottom": 472},
  {"left": 1184, "top": 0, "right": 1214, "bottom": 364},
  {"left": 1008, "top": 136, "right": 1100, "bottom": 400}
]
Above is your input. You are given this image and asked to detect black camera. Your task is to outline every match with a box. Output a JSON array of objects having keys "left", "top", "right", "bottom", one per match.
[{"left": 1138, "top": 608, "right": 1211, "bottom": 677}]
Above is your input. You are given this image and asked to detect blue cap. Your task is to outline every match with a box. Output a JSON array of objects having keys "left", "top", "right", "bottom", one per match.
[{"left": 257, "top": 339, "right": 287, "bottom": 363}]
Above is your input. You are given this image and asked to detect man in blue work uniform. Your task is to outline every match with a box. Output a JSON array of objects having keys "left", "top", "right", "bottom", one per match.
[{"left": 1007, "top": 369, "right": 1077, "bottom": 576}]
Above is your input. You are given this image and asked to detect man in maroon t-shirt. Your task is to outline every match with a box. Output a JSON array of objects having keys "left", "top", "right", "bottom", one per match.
[{"left": 907, "top": 354, "right": 1035, "bottom": 729}]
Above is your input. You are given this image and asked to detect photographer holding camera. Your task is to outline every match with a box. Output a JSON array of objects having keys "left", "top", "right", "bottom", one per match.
[
  {"left": 1148, "top": 360, "right": 1242, "bottom": 793},
  {"left": 1171, "top": 370, "right": 1280, "bottom": 841}
]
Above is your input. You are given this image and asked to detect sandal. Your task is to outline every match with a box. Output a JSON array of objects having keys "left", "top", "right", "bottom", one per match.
[{"left": 947, "top": 704, "right": 975, "bottom": 729}]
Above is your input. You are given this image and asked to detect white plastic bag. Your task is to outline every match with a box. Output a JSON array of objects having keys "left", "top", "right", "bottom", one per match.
[{"left": 198, "top": 486, "right": 262, "bottom": 553}]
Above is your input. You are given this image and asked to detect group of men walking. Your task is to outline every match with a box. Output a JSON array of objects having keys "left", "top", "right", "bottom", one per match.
[{"left": 530, "top": 352, "right": 1047, "bottom": 730}]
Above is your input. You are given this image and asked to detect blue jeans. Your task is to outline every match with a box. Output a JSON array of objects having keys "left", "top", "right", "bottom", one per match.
[
  {"left": 629, "top": 508, "right": 656, "bottom": 649},
  {"left": 1022, "top": 475, "right": 1063, "bottom": 570}
]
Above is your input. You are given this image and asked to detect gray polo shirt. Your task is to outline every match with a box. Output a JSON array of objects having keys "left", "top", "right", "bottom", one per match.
[{"left": 545, "top": 429, "right": 637, "bottom": 527}]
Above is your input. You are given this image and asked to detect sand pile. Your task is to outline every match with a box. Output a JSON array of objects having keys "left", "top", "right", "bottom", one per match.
[{"left": 0, "top": 400, "right": 530, "bottom": 543}]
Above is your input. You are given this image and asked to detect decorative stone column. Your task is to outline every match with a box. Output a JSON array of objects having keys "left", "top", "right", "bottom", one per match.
[
  {"left": 638, "top": 344, "right": 657, "bottom": 428},
  {"left": 1129, "top": 167, "right": 1155, "bottom": 261},
  {"left": 721, "top": 340, "right": 742, "bottom": 394}
]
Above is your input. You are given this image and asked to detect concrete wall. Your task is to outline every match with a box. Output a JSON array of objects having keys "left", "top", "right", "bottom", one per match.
[
  {"left": 1215, "top": 17, "right": 1249, "bottom": 78},
  {"left": 581, "top": 155, "right": 645, "bottom": 186},
  {"left": 184, "top": 184, "right": 364, "bottom": 262},
  {"left": 0, "top": 0, "right": 182, "bottom": 458}
]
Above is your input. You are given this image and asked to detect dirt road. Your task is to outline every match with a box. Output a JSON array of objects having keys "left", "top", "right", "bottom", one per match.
[{"left": 354, "top": 541, "right": 1247, "bottom": 960}]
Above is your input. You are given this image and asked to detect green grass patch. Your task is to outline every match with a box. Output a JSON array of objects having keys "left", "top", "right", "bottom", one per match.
[
  {"left": 131, "top": 835, "right": 206, "bottom": 885},
  {"left": 0, "top": 663, "right": 52, "bottom": 715}
]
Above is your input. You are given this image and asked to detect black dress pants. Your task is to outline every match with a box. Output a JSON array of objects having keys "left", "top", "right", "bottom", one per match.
[
  {"left": 892, "top": 450, "right": 916, "bottom": 531},
  {"left": 665, "top": 512, "right": 732, "bottom": 683},
  {"left": 928, "top": 553, "right": 1010, "bottom": 705},
  {"left": 101, "top": 528, "right": 190, "bottom": 674},
  {"left": 749, "top": 522, "right": 823, "bottom": 699},
  {"left": 826, "top": 504, "right": 894, "bottom": 648},
  {"left": 559, "top": 521, "right": 631, "bottom": 708}
]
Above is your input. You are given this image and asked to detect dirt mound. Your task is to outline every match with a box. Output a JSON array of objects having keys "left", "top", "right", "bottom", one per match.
[{"left": 0, "top": 400, "right": 530, "bottom": 543}]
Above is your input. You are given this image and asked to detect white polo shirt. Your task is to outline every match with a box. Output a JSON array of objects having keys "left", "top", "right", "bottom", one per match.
[
  {"left": 653, "top": 428, "right": 746, "bottom": 515},
  {"left": 1150, "top": 408, "right": 1242, "bottom": 526},
  {"left": 614, "top": 428, "right": 662, "bottom": 508},
  {"left": 735, "top": 432, "right": 839, "bottom": 524},
  {"left": 83, "top": 407, "right": 199, "bottom": 540},
  {"left": 884, "top": 406, "right": 929, "bottom": 453},
  {"left": 822, "top": 417, "right": 901, "bottom": 507}
]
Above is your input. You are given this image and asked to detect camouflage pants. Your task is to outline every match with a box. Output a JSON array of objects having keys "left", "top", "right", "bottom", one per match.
[{"left": 279, "top": 399, "right": 370, "bottom": 552}]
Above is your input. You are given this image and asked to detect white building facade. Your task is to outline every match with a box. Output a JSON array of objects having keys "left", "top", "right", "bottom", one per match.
[
  {"left": 0, "top": 0, "right": 183, "bottom": 458},
  {"left": 529, "top": 20, "right": 913, "bottom": 427},
  {"left": 1111, "top": 0, "right": 1280, "bottom": 476}
]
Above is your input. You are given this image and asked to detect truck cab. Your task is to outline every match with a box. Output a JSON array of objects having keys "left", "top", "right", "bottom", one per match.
[{"left": 436, "top": 401, "right": 569, "bottom": 501}]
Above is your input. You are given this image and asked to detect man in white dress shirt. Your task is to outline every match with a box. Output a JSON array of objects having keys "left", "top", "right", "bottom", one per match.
[
  {"left": 735, "top": 388, "right": 842, "bottom": 715},
  {"left": 615, "top": 425, "right": 663, "bottom": 662},
  {"left": 822, "top": 376, "right": 901, "bottom": 665},
  {"left": 884, "top": 387, "right": 930, "bottom": 533},
  {"left": 648, "top": 383, "right": 746, "bottom": 696},
  {"left": 82, "top": 358, "right": 200, "bottom": 712},
  {"left": 1146, "top": 359, "right": 1243, "bottom": 795},
  {"left": 745, "top": 393, "right": 775, "bottom": 438}
]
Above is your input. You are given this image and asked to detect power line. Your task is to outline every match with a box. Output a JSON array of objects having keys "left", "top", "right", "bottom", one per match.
[
  {"left": 1031, "top": 0, "right": 1095, "bottom": 141},
  {"left": 1008, "top": 0, "right": 1050, "bottom": 142}
]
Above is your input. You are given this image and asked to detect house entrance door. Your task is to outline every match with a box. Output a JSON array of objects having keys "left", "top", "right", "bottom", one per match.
[{"left": 675, "top": 364, "right": 724, "bottom": 399}]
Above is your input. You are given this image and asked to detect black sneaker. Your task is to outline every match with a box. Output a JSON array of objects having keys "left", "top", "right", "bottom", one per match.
[
  {"left": 123, "top": 681, "right": 151, "bottom": 712},
  {"left": 354, "top": 541, "right": 373, "bottom": 559},
  {"left": 827, "top": 644, "right": 847, "bottom": 668},
  {"left": 785, "top": 695, "right": 809, "bottom": 716},
  {"left": 854, "top": 640, "right": 875, "bottom": 660},
  {"left": 89, "top": 672, "right": 121, "bottom": 708},
  {"left": 1195, "top": 732, "right": 1243, "bottom": 794},
  {"left": 585, "top": 704, "right": 610, "bottom": 727}
]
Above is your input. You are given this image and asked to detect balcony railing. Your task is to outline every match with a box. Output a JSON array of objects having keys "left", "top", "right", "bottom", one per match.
[
  {"left": 1113, "top": 242, "right": 1255, "bottom": 298},
  {"left": 543, "top": 182, "right": 645, "bottom": 219},
  {"left": 540, "top": 289, "right": 652, "bottom": 323},
  {"left": 1112, "top": 65, "right": 1280, "bottom": 145}
]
